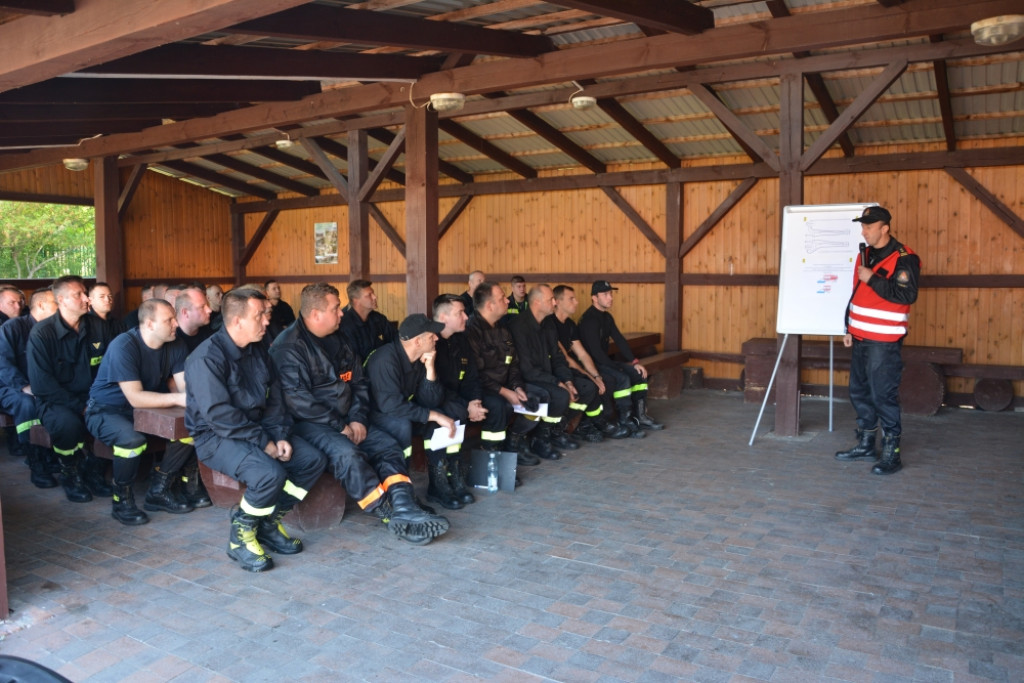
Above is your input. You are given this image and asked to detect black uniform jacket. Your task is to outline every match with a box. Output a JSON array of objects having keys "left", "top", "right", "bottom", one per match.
[
  {"left": 435, "top": 332, "right": 482, "bottom": 404},
  {"left": 269, "top": 317, "right": 369, "bottom": 431},
  {"left": 27, "top": 312, "right": 116, "bottom": 414},
  {"left": 508, "top": 311, "right": 572, "bottom": 386},
  {"left": 0, "top": 314, "right": 37, "bottom": 392},
  {"left": 465, "top": 314, "right": 525, "bottom": 395},
  {"left": 185, "top": 327, "right": 291, "bottom": 447},
  {"left": 364, "top": 339, "right": 444, "bottom": 424},
  {"left": 337, "top": 306, "right": 396, "bottom": 362},
  {"left": 579, "top": 307, "right": 635, "bottom": 367}
]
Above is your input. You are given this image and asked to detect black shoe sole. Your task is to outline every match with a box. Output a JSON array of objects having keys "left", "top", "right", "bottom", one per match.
[
  {"left": 834, "top": 453, "right": 878, "bottom": 461},
  {"left": 426, "top": 493, "right": 464, "bottom": 510}
]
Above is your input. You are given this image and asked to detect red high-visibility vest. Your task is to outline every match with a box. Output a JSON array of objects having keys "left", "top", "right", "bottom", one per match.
[{"left": 848, "top": 246, "right": 916, "bottom": 342}]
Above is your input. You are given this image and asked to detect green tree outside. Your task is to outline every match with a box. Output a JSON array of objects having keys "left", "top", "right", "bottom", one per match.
[{"left": 0, "top": 201, "right": 96, "bottom": 279}]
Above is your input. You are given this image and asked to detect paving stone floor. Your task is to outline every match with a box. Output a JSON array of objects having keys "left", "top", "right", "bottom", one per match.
[{"left": 1, "top": 390, "right": 1022, "bottom": 682}]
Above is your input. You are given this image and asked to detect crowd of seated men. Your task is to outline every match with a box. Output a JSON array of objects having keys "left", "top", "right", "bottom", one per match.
[{"left": 0, "top": 272, "right": 665, "bottom": 573}]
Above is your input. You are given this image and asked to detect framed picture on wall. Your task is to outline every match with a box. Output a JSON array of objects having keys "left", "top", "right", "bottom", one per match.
[{"left": 314, "top": 221, "right": 338, "bottom": 264}]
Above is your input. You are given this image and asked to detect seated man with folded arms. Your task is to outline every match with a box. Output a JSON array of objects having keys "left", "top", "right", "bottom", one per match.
[
  {"left": 0, "top": 287, "right": 59, "bottom": 487},
  {"left": 337, "top": 279, "right": 396, "bottom": 361},
  {"left": 185, "top": 288, "right": 326, "bottom": 572},
  {"left": 270, "top": 283, "right": 450, "bottom": 544},
  {"left": 85, "top": 299, "right": 207, "bottom": 525},
  {"left": 27, "top": 275, "right": 117, "bottom": 502}
]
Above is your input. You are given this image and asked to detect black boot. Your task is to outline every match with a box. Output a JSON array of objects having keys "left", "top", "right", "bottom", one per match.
[
  {"left": 507, "top": 432, "right": 540, "bottom": 466},
  {"left": 111, "top": 482, "right": 149, "bottom": 526},
  {"left": 835, "top": 428, "right": 878, "bottom": 461},
  {"left": 427, "top": 457, "right": 464, "bottom": 510},
  {"left": 596, "top": 416, "right": 630, "bottom": 440},
  {"left": 618, "top": 410, "right": 646, "bottom": 439},
  {"left": 634, "top": 398, "right": 664, "bottom": 430},
  {"left": 530, "top": 426, "right": 561, "bottom": 460},
  {"left": 80, "top": 450, "right": 113, "bottom": 497},
  {"left": 58, "top": 452, "right": 92, "bottom": 503},
  {"left": 574, "top": 418, "right": 604, "bottom": 443},
  {"left": 27, "top": 445, "right": 58, "bottom": 489},
  {"left": 447, "top": 456, "right": 475, "bottom": 505},
  {"left": 228, "top": 508, "right": 273, "bottom": 572},
  {"left": 388, "top": 483, "right": 450, "bottom": 543},
  {"left": 144, "top": 467, "right": 194, "bottom": 513},
  {"left": 872, "top": 433, "right": 903, "bottom": 475},
  {"left": 179, "top": 459, "right": 212, "bottom": 508},
  {"left": 547, "top": 420, "right": 579, "bottom": 450},
  {"left": 256, "top": 507, "right": 303, "bottom": 554}
]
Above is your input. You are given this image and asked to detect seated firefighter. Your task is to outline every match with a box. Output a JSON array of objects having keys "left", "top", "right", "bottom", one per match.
[
  {"left": 185, "top": 288, "right": 327, "bottom": 572},
  {"left": 269, "top": 283, "right": 450, "bottom": 544},
  {"left": 85, "top": 299, "right": 209, "bottom": 525},
  {"left": 27, "top": 275, "right": 117, "bottom": 502},
  {"left": 0, "top": 287, "right": 59, "bottom": 488}
]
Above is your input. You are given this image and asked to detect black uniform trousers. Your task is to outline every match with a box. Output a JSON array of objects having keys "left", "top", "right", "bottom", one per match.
[
  {"left": 38, "top": 402, "right": 90, "bottom": 455},
  {"left": 848, "top": 338, "right": 904, "bottom": 436},
  {"left": 422, "top": 398, "right": 469, "bottom": 466},
  {"left": 291, "top": 421, "right": 407, "bottom": 510},
  {"left": 569, "top": 370, "right": 605, "bottom": 417},
  {"left": 595, "top": 361, "right": 647, "bottom": 416},
  {"left": 0, "top": 388, "right": 39, "bottom": 446},
  {"left": 85, "top": 405, "right": 195, "bottom": 482},
  {"left": 194, "top": 432, "right": 325, "bottom": 514}
]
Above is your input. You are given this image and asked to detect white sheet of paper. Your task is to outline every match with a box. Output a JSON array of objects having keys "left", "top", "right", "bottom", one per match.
[
  {"left": 430, "top": 421, "right": 465, "bottom": 449},
  {"left": 513, "top": 402, "right": 548, "bottom": 417}
]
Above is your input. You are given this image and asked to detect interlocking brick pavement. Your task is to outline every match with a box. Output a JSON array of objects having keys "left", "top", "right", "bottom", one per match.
[{"left": 1, "top": 391, "right": 1022, "bottom": 681}]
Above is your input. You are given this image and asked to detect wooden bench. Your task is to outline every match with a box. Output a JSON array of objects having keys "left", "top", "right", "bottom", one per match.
[
  {"left": 0, "top": 412, "right": 13, "bottom": 428},
  {"left": 608, "top": 332, "right": 661, "bottom": 361},
  {"left": 741, "top": 337, "right": 963, "bottom": 416},
  {"left": 640, "top": 351, "right": 692, "bottom": 400}
]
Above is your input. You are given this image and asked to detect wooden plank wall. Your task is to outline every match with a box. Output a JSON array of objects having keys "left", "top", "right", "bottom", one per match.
[{"left": 0, "top": 163, "right": 94, "bottom": 198}]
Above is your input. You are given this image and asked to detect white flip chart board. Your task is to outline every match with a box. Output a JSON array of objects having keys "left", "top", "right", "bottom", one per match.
[{"left": 776, "top": 203, "right": 876, "bottom": 335}]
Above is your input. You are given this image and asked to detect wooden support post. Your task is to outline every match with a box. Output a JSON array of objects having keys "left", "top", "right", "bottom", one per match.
[
  {"left": 775, "top": 72, "right": 805, "bottom": 437},
  {"left": 404, "top": 105, "right": 439, "bottom": 316},
  {"left": 231, "top": 212, "right": 245, "bottom": 286},
  {"left": 348, "top": 129, "right": 370, "bottom": 280},
  {"left": 94, "top": 156, "right": 124, "bottom": 315},
  {"left": 664, "top": 182, "right": 682, "bottom": 352}
]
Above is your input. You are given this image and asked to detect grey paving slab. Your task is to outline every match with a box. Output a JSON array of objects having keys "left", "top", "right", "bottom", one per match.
[{"left": 1, "top": 391, "right": 1022, "bottom": 682}]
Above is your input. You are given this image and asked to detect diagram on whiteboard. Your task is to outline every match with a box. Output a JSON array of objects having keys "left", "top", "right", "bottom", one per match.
[{"left": 776, "top": 203, "right": 876, "bottom": 335}]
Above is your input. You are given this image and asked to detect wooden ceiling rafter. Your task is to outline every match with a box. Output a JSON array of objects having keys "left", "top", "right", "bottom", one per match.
[
  {"left": 0, "top": 77, "right": 321, "bottom": 105},
  {"left": 223, "top": 4, "right": 555, "bottom": 58},
  {"left": 0, "top": 1, "right": 73, "bottom": 16},
  {"left": 929, "top": 35, "right": 958, "bottom": 151},
  {"left": 157, "top": 159, "right": 278, "bottom": 201},
  {"left": 367, "top": 126, "right": 473, "bottom": 184},
  {"left": 552, "top": 0, "right": 714, "bottom": 36},
  {"left": 438, "top": 119, "right": 537, "bottom": 178}
]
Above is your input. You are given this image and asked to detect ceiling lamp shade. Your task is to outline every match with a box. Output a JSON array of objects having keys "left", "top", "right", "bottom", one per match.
[
  {"left": 62, "top": 158, "right": 89, "bottom": 171},
  {"left": 570, "top": 95, "right": 597, "bottom": 110},
  {"left": 429, "top": 92, "right": 466, "bottom": 112},
  {"left": 971, "top": 15, "right": 1024, "bottom": 46}
]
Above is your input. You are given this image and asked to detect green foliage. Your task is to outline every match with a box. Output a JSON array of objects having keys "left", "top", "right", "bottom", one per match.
[{"left": 0, "top": 201, "right": 96, "bottom": 279}]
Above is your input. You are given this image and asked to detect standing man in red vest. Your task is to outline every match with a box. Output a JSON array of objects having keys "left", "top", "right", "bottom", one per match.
[{"left": 835, "top": 206, "right": 920, "bottom": 475}]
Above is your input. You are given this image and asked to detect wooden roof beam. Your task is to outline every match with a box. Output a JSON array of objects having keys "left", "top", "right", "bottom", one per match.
[
  {"left": 930, "top": 35, "right": 957, "bottom": 151},
  {"left": 226, "top": 4, "right": 555, "bottom": 58},
  {"left": 0, "top": 102, "right": 235, "bottom": 123},
  {"left": 0, "top": 1, "right": 74, "bottom": 16},
  {"left": 487, "top": 94, "right": 605, "bottom": 174},
  {"left": 314, "top": 135, "right": 408, "bottom": 186},
  {"left": 438, "top": 120, "right": 537, "bottom": 178},
  {"left": 0, "top": 0, "right": 314, "bottom": 93},
  {"left": 158, "top": 159, "right": 278, "bottom": 200},
  {"left": 554, "top": 0, "right": 713, "bottom": 36},
  {"left": 203, "top": 152, "right": 319, "bottom": 197},
  {"left": 687, "top": 83, "right": 780, "bottom": 171},
  {"left": 80, "top": 44, "right": 441, "bottom": 82},
  {"left": 0, "top": 78, "right": 320, "bottom": 104},
  {"left": 367, "top": 127, "right": 472, "bottom": 184},
  {"left": 595, "top": 97, "right": 680, "bottom": 168}
]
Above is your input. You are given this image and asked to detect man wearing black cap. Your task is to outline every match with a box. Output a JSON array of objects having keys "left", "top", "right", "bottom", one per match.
[
  {"left": 579, "top": 280, "right": 663, "bottom": 434},
  {"left": 835, "top": 206, "right": 920, "bottom": 475}
]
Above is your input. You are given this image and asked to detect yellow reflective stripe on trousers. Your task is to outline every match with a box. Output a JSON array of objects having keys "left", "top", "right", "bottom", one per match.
[
  {"left": 174, "top": 436, "right": 194, "bottom": 445},
  {"left": 569, "top": 402, "right": 587, "bottom": 411},
  {"left": 53, "top": 442, "right": 84, "bottom": 456},
  {"left": 541, "top": 415, "right": 560, "bottom": 423},
  {"left": 613, "top": 388, "right": 631, "bottom": 399},
  {"left": 381, "top": 473, "right": 411, "bottom": 490},
  {"left": 240, "top": 497, "right": 276, "bottom": 516},
  {"left": 422, "top": 439, "right": 433, "bottom": 450},
  {"left": 282, "top": 480, "right": 310, "bottom": 501},
  {"left": 358, "top": 485, "right": 385, "bottom": 510},
  {"left": 112, "top": 443, "right": 147, "bottom": 458},
  {"left": 481, "top": 430, "right": 505, "bottom": 441},
  {"left": 403, "top": 445, "right": 412, "bottom": 458},
  {"left": 446, "top": 444, "right": 461, "bottom": 454},
  {"left": 631, "top": 383, "right": 648, "bottom": 392},
  {"left": 585, "top": 406, "right": 603, "bottom": 417},
  {"left": 16, "top": 419, "right": 40, "bottom": 435}
]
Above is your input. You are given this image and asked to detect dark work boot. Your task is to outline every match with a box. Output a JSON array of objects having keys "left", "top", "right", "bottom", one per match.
[
  {"left": 547, "top": 420, "right": 579, "bottom": 450},
  {"left": 530, "top": 426, "right": 561, "bottom": 460},
  {"left": 388, "top": 483, "right": 449, "bottom": 543},
  {"left": 835, "top": 428, "right": 878, "bottom": 461},
  {"left": 228, "top": 508, "right": 273, "bottom": 572},
  {"left": 507, "top": 432, "right": 540, "bottom": 466},
  {"left": 27, "top": 445, "right": 58, "bottom": 489},
  {"left": 634, "top": 398, "right": 664, "bottom": 431},
  {"left": 58, "top": 452, "right": 92, "bottom": 503},
  {"left": 426, "top": 457, "right": 464, "bottom": 510},
  {"left": 256, "top": 507, "right": 303, "bottom": 554},
  {"left": 618, "top": 410, "right": 646, "bottom": 439},
  {"left": 596, "top": 416, "right": 630, "bottom": 440},
  {"left": 111, "top": 482, "right": 149, "bottom": 526},
  {"left": 574, "top": 418, "right": 604, "bottom": 443},
  {"left": 872, "top": 433, "right": 903, "bottom": 475},
  {"left": 447, "top": 457, "right": 475, "bottom": 505},
  {"left": 80, "top": 451, "right": 113, "bottom": 497},
  {"left": 144, "top": 468, "right": 194, "bottom": 513},
  {"left": 179, "top": 459, "right": 212, "bottom": 508}
]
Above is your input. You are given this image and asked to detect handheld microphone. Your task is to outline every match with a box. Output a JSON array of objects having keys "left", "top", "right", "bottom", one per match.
[{"left": 858, "top": 242, "right": 867, "bottom": 266}]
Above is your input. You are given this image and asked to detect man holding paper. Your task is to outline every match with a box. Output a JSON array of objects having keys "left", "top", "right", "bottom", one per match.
[{"left": 270, "top": 284, "right": 449, "bottom": 544}]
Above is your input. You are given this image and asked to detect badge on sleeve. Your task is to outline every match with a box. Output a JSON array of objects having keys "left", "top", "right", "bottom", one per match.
[{"left": 896, "top": 269, "right": 910, "bottom": 284}]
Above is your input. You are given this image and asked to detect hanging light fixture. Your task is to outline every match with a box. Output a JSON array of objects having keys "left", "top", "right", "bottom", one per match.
[
  {"left": 62, "top": 158, "right": 89, "bottom": 171},
  {"left": 971, "top": 15, "right": 1024, "bottom": 46},
  {"left": 568, "top": 81, "right": 596, "bottom": 110}
]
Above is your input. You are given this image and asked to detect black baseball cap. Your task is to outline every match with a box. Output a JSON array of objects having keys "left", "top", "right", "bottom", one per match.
[
  {"left": 591, "top": 280, "right": 618, "bottom": 295},
  {"left": 399, "top": 313, "right": 444, "bottom": 340},
  {"left": 852, "top": 206, "right": 891, "bottom": 225}
]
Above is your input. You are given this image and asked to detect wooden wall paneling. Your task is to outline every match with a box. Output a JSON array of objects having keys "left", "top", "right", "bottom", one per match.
[{"left": 0, "top": 163, "right": 94, "bottom": 199}]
